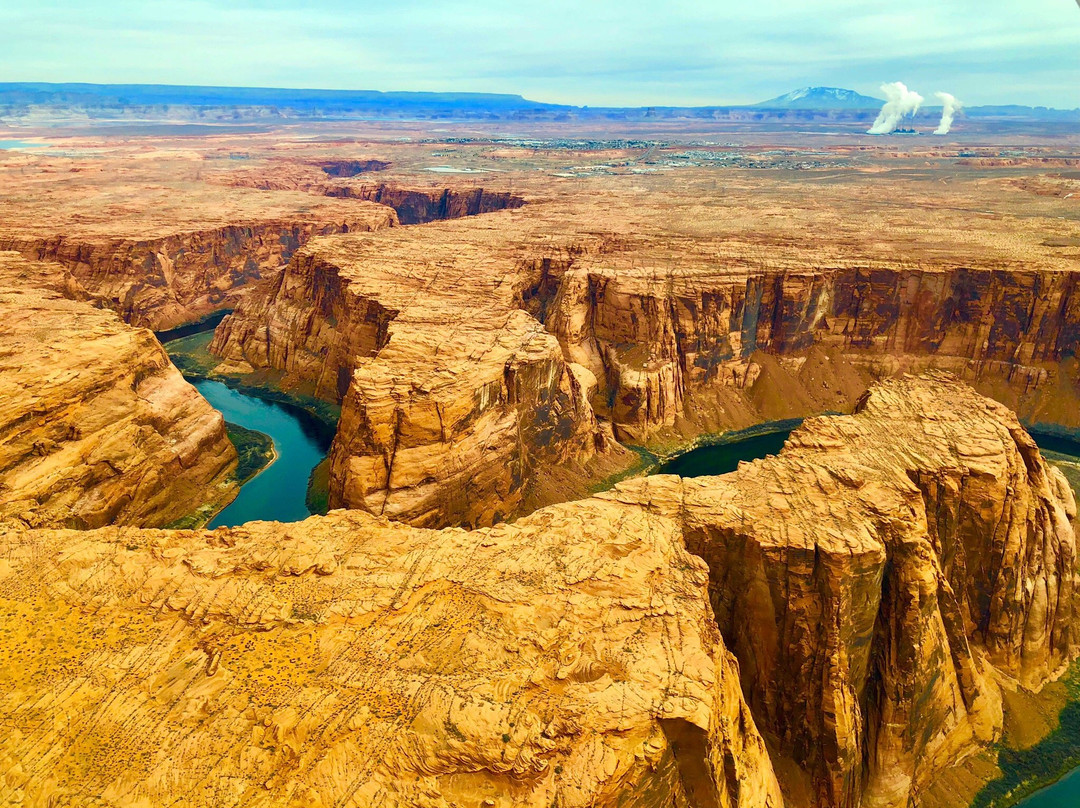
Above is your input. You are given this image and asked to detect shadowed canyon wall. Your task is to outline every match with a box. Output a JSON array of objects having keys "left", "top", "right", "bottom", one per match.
[
  {"left": 603, "top": 373, "right": 1079, "bottom": 807},
  {"left": 211, "top": 211, "right": 1080, "bottom": 528},
  {"left": 0, "top": 183, "right": 524, "bottom": 331},
  {"left": 0, "top": 214, "right": 397, "bottom": 330},
  {"left": 550, "top": 264, "right": 1080, "bottom": 442},
  {"left": 323, "top": 184, "right": 526, "bottom": 224}
]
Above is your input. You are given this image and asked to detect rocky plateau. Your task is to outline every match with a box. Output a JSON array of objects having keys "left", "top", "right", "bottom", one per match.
[
  {"left": 210, "top": 176, "right": 1080, "bottom": 530},
  {"left": 2, "top": 127, "right": 1080, "bottom": 808}
]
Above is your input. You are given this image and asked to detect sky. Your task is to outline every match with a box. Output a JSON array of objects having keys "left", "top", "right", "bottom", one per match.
[{"left": 0, "top": 0, "right": 1077, "bottom": 108}]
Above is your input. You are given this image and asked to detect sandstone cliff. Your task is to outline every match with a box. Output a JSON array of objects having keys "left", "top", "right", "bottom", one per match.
[
  {"left": 219, "top": 161, "right": 526, "bottom": 225},
  {"left": 0, "top": 374, "right": 1074, "bottom": 808},
  {"left": 0, "top": 252, "right": 238, "bottom": 528},
  {"left": 203, "top": 177, "right": 1080, "bottom": 531},
  {"left": 0, "top": 211, "right": 397, "bottom": 331},
  {"left": 0, "top": 501, "right": 781, "bottom": 808},
  {"left": 0, "top": 142, "right": 409, "bottom": 330},
  {"left": 604, "top": 373, "right": 1079, "bottom": 807},
  {"left": 550, "top": 261, "right": 1080, "bottom": 443},
  {"left": 323, "top": 183, "right": 526, "bottom": 224},
  {"left": 211, "top": 220, "right": 624, "bottom": 528}
]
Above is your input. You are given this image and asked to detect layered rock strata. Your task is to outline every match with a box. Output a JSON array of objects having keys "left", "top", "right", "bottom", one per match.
[
  {"left": 206, "top": 185, "right": 1080, "bottom": 527},
  {"left": 212, "top": 219, "right": 622, "bottom": 528},
  {"left": 551, "top": 261, "right": 1080, "bottom": 442},
  {"left": 604, "top": 373, "right": 1079, "bottom": 807},
  {"left": 0, "top": 501, "right": 782, "bottom": 808},
  {"left": 0, "top": 210, "right": 396, "bottom": 330},
  {"left": 0, "top": 252, "right": 238, "bottom": 528},
  {"left": 220, "top": 163, "right": 526, "bottom": 224},
  {"left": 325, "top": 184, "right": 526, "bottom": 224}
]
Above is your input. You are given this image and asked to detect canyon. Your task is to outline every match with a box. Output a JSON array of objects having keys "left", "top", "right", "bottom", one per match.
[
  {"left": 209, "top": 171, "right": 1080, "bottom": 529},
  {"left": 0, "top": 252, "right": 237, "bottom": 528},
  {"left": 1, "top": 122, "right": 1080, "bottom": 807},
  {"left": 0, "top": 374, "right": 1075, "bottom": 808},
  {"left": 0, "top": 146, "right": 524, "bottom": 330}
]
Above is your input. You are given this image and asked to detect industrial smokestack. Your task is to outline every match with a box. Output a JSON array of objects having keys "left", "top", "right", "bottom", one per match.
[
  {"left": 933, "top": 92, "right": 962, "bottom": 135},
  {"left": 867, "top": 82, "right": 924, "bottom": 134}
]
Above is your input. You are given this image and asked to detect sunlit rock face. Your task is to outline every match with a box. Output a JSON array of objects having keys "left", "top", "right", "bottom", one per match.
[
  {"left": 0, "top": 374, "right": 1075, "bottom": 808},
  {"left": 0, "top": 252, "right": 238, "bottom": 529},
  {"left": 0, "top": 501, "right": 781, "bottom": 808},
  {"left": 211, "top": 220, "right": 621, "bottom": 529},
  {"left": 605, "top": 372, "right": 1079, "bottom": 808},
  {"left": 211, "top": 185, "right": 1080, "bottom": 531}
]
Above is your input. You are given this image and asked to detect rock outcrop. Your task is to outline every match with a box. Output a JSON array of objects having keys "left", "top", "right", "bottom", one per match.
[
  {"left": 604, "top": 373, "right": 1079, "bottom": 807},
  {"left": 211, "top": 194, "right": 1080, "bottom": 527},
  {"left": 211, "top": 219, "right": 622, "bottom": 528},
  {"left": 550, "top": 261, "right": 1080, "bottom": 442},
  {"left": 324, "top": 184, "right": 526, "bottom": 224},
  {"left": 0, "top": 501, "right": 782, "bottom": 808},
  {"left": 0, "top": 374, "right": 1074, "bottom": 808},
  {"left": 0, "top": 252, "right": 238, "bottom": 528},
  {"left": 0, "top": 212, "right": 397, "bottom": 331},
  {"left": 219, "top": 162, "right": 526, "bottom": 225},
  {"left": 0, "top": 145, "right": 402, "bottom": 330}
]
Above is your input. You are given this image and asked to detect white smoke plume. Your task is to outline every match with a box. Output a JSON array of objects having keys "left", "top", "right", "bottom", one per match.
[
  {"left": 867, "top": 82, "right": 924, "bottom": 134},
  {"left": 933, "top": 92, "right": 963, "bottom": 135}
]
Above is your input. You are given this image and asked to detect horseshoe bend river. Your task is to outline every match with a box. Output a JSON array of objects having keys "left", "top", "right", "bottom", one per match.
[{"left": 193, "top": 379, "right": 332, "bottom": 528}]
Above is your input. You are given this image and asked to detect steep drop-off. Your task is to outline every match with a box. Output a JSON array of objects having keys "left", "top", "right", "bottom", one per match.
[
  {"left": 323, "top": 183, "right": 526, "bottom": 224},
  {"left": 211, "top": 220, "right": 626, "bottom": 528},
  {"left": 0, "top": 252, "right": 238, "bottom": 528},
  {"left": 0, "top": 209, "right": 397, "bottom": 330},
  {"left": 219, "top": 162, "right": 526, "bottom": 224},
  {"left": 0, "top": 374, "right": 1074, "bottom": 808},
  {"left": 210, "top": 201, "right": 1080, "bottom": 528},
  {"left": 604, "top": 372, "right": 1079, "bottom": 807},
  {"left": 0, "top": 501, "right": 782, "bottom": 808},
  {"left": 551, "top": 261, "right": 1080, "bottom": 442}
]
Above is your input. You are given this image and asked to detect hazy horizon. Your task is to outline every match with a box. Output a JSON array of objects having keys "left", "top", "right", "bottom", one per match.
[{"left": 1, "top": 0, "right": 1078, "bottom": 109}]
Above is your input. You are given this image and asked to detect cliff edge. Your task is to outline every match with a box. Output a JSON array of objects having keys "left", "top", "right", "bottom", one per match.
[
  {"left": 0, "top": 252, "right": 238, "bottom": 528},
  {"left": 0, "top": 374, "right": 1075, "bottom": 807}
]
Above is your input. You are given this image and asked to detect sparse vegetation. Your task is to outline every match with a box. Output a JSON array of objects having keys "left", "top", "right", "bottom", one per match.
[
  {"left": 971, "top": 664, "right": 1080, "bottom": 807},
  {"left": 162, "top": 331, "right": 341, "bottom": 431},
  {"left": 306, "top": 457, "right": 332, "bottom": 515},
  {"left": 163, "top": 331, "right": 222, "bottom": 377},
  {"left": 227, "top": 422, "right": 275, "bottom": 485}
]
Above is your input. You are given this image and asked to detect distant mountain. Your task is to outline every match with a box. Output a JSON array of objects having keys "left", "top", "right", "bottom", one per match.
[
  {"left": 3, "top": 82, "right": 1075, "bottom": 127},
  {"left": 754, "top": 87, "right": 883, "bottom": 109},
  {"left": 0, "top": 82, "right": 570, "bottom": 118}
]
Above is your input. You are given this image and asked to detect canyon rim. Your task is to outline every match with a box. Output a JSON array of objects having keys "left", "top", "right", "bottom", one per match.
[{"left": 2, "top": 6, "right": 1080, "bottom": 806}]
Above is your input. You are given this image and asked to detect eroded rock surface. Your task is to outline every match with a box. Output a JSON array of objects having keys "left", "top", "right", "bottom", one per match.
[
  {"left": 552, "top": 260, "right": 1080, "bottom": 443},
  {"left": 212, "top": 219, "right": 623, "bottom": 528},
  {"left": 604, "top": 373, "right": 1079, "bottom": 808},
  {"left": 0, "top": 212, "right": 397, "bottom": 331},
  {"left": 0, "top": 374, "right": 1074, "bottom": 808},
  {"left": 0, "top": 501, "right": 781, "bottom": 808},
  {"left": 0, "top": 252, "right": 238, "bottom": 528},
  {"left": 0, "top": 146, "right": 400, "bottom": 329},
  {"left": 212, "top": 190, "right": 1080, "bottom": 527}
]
